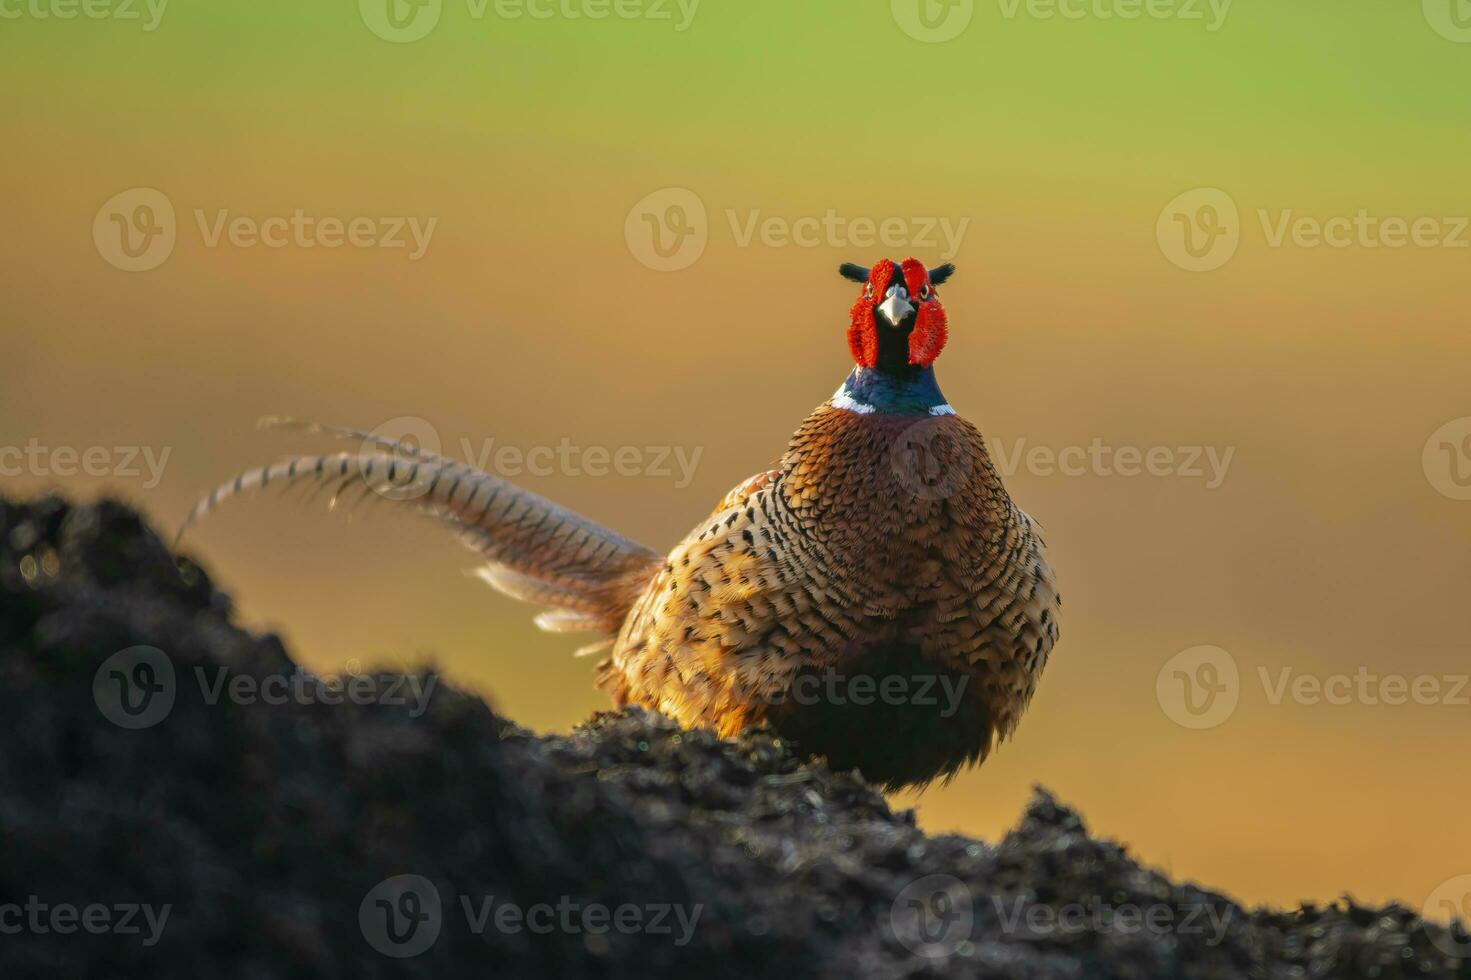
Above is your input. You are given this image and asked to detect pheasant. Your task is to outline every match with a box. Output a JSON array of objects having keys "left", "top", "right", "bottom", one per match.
[{"left": 182, "top": 258, "right": 1060, "bottom": 789}]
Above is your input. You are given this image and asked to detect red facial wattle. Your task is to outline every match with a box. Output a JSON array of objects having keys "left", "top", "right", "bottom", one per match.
[
  {"left": 900, "top": 257, "right": 948, "bottom": 369},
  {"left": 846, "top": 258, "right": 895, "bottom": 369}
]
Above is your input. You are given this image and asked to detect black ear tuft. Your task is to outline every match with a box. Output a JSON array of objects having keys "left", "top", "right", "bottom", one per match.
[
  {"left": 929, "top": 263, "right": 956, "bottom": 286},
  {"left": 839, "top": 262, "right": 870, "bottom": 284}
]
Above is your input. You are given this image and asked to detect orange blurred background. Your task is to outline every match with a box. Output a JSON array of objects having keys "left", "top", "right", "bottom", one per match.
[{"left": 3, "top": 0, "right": 1468, "bottom": 913}]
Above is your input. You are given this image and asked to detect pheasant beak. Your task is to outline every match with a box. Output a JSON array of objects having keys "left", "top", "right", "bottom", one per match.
[{"left": 877, "top": 286, "right": 915, "bottom": 327}]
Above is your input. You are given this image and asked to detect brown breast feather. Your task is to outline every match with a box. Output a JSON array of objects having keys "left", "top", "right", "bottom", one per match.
[{"left": 598, "top": 403, "right": 1060, "bottom": 786}]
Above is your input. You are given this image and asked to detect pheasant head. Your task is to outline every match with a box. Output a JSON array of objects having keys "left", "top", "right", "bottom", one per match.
[
  {"left": 841, "top": 257, "right": 955, "bottom": 375},
  {"left": 834, "top": 258, "right": 956, "bottom": 416}
]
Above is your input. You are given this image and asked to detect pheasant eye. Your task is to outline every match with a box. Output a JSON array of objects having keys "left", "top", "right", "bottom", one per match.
[{"left": 920, "top": 284, "right": 934, "bottom": 301}]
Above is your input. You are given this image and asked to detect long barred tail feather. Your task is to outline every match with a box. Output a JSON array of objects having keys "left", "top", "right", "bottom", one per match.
[{"left": 180, "top": 420, "right": 664, "bottom": 637}]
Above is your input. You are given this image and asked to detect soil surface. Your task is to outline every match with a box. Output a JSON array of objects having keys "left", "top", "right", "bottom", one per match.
[{"left": 1, "top": 493, "right": 1467, "bottom": 978}]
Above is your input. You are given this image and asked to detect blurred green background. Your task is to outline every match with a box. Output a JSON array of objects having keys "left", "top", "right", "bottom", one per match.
[{"left": 3, "top": 0, "right": 1469, "bottom": 912}]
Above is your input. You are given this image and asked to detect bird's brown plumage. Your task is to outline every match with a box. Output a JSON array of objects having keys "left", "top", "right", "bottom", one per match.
[
  {"left": 599, "top": 404, "right": 1059, "bottom": 788},
  {"left": 181, "top": 259, "right": 1059, "bottom": 789}
]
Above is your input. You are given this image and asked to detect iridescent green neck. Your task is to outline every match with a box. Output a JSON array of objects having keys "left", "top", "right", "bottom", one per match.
[{"left": 831, "top": 367, "right": 954, "bottom": 416}]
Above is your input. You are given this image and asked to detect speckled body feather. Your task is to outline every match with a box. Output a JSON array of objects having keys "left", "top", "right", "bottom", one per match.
[{"left": 601, "top": 401, "right": 1059, "bottom": 788}]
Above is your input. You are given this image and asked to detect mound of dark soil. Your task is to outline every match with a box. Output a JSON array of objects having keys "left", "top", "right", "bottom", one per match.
[{"left": 1, "top": 493, "right": 1466, "bottom": 978}]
